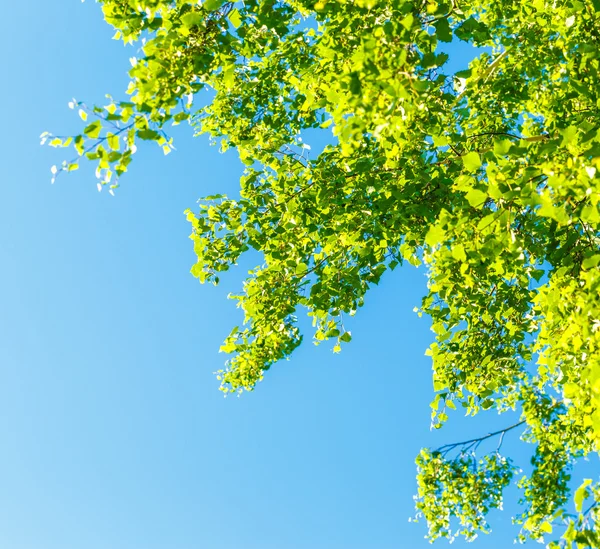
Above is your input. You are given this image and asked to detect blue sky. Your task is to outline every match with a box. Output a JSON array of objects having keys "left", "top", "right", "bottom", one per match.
[{"left": 1, "top": 2, "right": 595, "bottom": 548}]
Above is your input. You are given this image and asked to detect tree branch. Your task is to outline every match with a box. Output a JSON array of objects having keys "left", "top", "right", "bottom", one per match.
[{"left": 435, "top": 419, "right": 526, "bottom": 456}]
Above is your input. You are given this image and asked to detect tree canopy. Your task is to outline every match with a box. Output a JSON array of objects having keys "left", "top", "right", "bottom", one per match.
[{"left": 44, "top": 0, "right": 600, "bottom": 545}]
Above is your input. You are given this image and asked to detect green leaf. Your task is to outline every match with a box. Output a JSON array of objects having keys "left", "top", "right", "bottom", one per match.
[
  {"left": 136, "top": 129, "right": 160, "bottom": 141},
  {"left": 574, "top": 479, "right": 592, "bottom": 512},
  {"left": 462, "top": 151, "right": 481, "bottom": 172},
  {"left": 107, "top": 133, "right": 120, "bottom": 150},
  {"left": 295, "top": 262, "right": 308, "bottom": 275},
  {"left": 228, "top": 9, "right": 242, "bottom": 28},
  {"left": 425, "top": 224, "right": 446, "bottom": 247},
  {"left": 181, "top": 12, "right": 203, "bottom": 29},
  {"left": 83, "top": 121, "right": 101, "bottom": 139},
  {"left": 455, "top": 69, "right": 472, "bottom": 79},
  {"left": 451, "top": 243, "right": 467, "bottom": 261},
  {"left": 582, "top": 254, "right": 600, "bottom": 270},
  {"left": 433, "top": 17, "right": 453, "bottom": 42},
  {"left": 464, "top": 188, "right": 487, "bottom": 208},
  {"left": 74, "top": 135, "right": 84, "bottom": 155},
  {"left": 204, "top": 0, "right": 225, "bottom": 11}
]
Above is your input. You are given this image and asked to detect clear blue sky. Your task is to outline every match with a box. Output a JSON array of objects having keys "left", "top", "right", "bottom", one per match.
[{"left": 1, "top": 3, "right": 594, "bottom": 548}]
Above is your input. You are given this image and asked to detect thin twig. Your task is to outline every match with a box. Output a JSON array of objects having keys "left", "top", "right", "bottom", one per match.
[{"left": 436, "top": 419, "right": 526, "bottom": 454}]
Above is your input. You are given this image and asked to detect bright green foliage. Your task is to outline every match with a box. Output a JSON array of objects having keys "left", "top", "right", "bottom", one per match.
[
  {"left": 415, "top": 449, "right": 516, "bottom": 542},
  {"left": 46, "top": 0, "right": 600, "bottom": 545}
]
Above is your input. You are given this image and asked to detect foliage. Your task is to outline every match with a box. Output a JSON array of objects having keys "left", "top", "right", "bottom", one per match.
[
  {"left": 45, "top": 0, "right": 600, "bottom": 545},
  {"left": 414, "top": 448, "right": 516, "bottom": 542}
]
